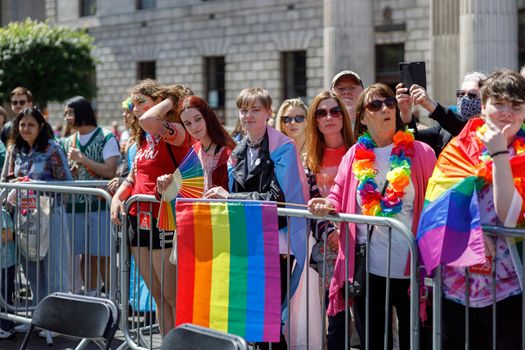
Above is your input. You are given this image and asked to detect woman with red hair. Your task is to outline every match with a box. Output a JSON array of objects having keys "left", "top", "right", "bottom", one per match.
[{"left": 156, "top": 95, "right": 236, "bottom": 193}]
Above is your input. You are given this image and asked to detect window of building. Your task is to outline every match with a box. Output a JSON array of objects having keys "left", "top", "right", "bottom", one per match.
[
  {"left": 80, "top": 0, "right": 96, "bottom": 17},
  {"left": 137, "top": 0, "right": 156, "bottom": 10},
  {"left": 519, "top": 10, "right": 525, "bottom": 69},
  {"left": 137, "top": 61, "right": 156, "bottom": 80},
  {"left": 375, "top": 44, "right": 405, "bottom": 90},
  {"left": 204, "top": 56, "right": 226, "bottom": 124},
  {"left": 281, "top": 51, "right": 307, "bottom": 100}
]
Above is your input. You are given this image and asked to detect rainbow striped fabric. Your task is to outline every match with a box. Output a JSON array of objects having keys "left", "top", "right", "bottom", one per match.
[
  {"left": 175, "top": 199, "right": 281, "bottom": 342},
  {"left": 417, "top": 118, "right": 525, "bottom": 274}
]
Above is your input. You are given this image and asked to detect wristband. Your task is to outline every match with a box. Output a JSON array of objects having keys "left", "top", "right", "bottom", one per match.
[{"left": 490, "top": 150, "right": 510, "bottom": 158}]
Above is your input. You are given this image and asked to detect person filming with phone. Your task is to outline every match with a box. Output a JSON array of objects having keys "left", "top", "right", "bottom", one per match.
[{"left": 396, "top": 67, "right": 485, "bottom": 155}]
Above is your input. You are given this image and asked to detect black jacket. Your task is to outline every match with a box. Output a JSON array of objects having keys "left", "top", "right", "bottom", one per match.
[
  {"left": 228, "top": 132, "right": 286, "bottom": 228},
  {"left": 410, "top": 103, "right": 468, "bottom": 157}
]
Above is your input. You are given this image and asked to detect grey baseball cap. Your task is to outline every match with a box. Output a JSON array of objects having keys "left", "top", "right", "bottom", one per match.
[{"left": 331, "top": 70, "right": 363, "bottom": 89}]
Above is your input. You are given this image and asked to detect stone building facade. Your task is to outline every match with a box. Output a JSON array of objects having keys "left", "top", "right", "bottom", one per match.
[{"left": 26, "top": 0, "right": 525, "bottom": 127}]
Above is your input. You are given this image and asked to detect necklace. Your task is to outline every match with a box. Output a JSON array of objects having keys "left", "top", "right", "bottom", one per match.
[
  {"left": 203, "top": 141, "right": 214, "bottom": 153},
  {"left": 475, "top": 122, "right": 525, "bottom": 183},
  {"left": 247, "top": 134, "right": 264, "bottom": 149},
  {"left": 352, "top": 129, "right": 415, "bottom": 217}
]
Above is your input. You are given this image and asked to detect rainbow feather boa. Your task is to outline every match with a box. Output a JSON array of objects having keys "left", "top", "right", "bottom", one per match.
[{"left": 353, "top": 129, "right": 415, "bottom": 217}]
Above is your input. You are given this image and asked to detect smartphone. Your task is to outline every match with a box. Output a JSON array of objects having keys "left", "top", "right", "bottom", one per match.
[{"left": 399, "top": 61, "right": 426, "bottom": 90}]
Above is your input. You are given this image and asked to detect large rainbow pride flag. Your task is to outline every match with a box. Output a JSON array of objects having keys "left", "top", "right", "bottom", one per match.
[
  {"left": 175, "top": 199, "right": 281, "bottom": 342},
  {"left": 417, "top": 118, "right": 525, "bottom": 275}
]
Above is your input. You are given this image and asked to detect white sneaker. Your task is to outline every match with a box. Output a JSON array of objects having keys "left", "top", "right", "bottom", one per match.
[
  {"left": 38, "top": 330, "right": 59, "bottom": 338},
  {"left": 14, "top": 323, "right": 30, "bottom": 333},
  {"left": 0, "top": 329, "right": 14, "bottom": 339}
]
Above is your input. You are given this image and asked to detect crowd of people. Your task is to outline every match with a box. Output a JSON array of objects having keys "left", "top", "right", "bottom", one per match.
[{"left": 0, "top": 66, "right": 523, "bottom": 349}]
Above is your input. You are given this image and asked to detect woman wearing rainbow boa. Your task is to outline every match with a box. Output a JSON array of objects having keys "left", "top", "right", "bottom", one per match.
[
  {"left": 417, "top": 69, "right": 525, "bottom": 349},
  {"left": 309, "top": 83, "right": 436, "bottom": 349}
]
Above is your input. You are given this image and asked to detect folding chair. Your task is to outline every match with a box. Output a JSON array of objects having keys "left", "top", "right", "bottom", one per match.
[
  {"left": 160, "top": 323, "right": 248, "bottom": 350},
  {"left": 19, "top": 292, "right": 119, "bottom": 350}
]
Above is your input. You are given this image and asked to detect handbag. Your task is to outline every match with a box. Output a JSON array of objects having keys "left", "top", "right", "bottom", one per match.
[
  {"left": 346, "top": 180, "right": 389, "bottom": 298},
  {"left": 15, "top": 192, "right": 51, "bottom": 261}
]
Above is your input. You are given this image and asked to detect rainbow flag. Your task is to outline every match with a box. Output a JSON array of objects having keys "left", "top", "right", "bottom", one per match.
[
  {"left": 175, "top": 199, "right": 281, "bottom": 342},
  {"left": 417, "top": 118, "right": 525, "bottom": 274}
]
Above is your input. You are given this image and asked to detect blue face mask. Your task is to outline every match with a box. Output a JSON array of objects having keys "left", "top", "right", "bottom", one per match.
[{"left": 457, "top": 96, "right": 481, "bottom": 119}]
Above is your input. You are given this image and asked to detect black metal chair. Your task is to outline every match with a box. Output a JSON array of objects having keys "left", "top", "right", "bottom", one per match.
[
  {"left": 19, "top": 292, "right": 119, "bottom": 350},
  {"left": 160, "top": 323, "right": 248, "bottom": 350}
]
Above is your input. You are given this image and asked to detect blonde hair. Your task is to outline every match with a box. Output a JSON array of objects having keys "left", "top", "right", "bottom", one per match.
[
  {"left": 304, "top": 91, "right": 354, "bottom": 173},
  {"left": 275, "top": 98, "right": 308, "bottom": 134},
  {"left": 236, "top": 88, "right": 273, "bottom": 112}
]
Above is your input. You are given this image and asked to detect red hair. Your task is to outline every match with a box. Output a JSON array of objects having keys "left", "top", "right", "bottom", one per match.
[{"left": 176, "top": 96, "right": 236, "bottom": 150}]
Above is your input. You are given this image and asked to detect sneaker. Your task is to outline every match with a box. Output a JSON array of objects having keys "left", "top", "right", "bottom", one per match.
[
  {"left": 0, "top": 329, "right": 14, "bottom": 339},
  {"left": 38, "top": 330, "right": 59, "bottom": 338},
  {"left": 14, "top": 324, "right": 30, "bottom": 333}
]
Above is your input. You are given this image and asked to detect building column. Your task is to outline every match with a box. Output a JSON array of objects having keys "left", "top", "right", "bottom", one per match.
[
  {"left": 431, "top": 0, "right": 460, "bottom": 106},
  {"left": 459, "top": 0, "right": 518, "bottom": 78},
  {"left": 323, "top": 0, "right": 374, "bottom": 88}
]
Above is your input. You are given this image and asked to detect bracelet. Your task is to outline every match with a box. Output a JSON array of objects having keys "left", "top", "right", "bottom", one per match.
[{"left": 490, "top": 150, "right": 510, "bottom": 158}]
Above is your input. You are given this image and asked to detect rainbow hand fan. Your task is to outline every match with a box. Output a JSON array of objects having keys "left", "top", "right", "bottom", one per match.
[{"left": 157, "top": 147, "right": 204, "bottom": 230}]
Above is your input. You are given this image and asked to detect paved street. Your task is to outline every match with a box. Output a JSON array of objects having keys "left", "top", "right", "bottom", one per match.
[{"left": 1, "top": 331, "right": 129, "bottom": 350}]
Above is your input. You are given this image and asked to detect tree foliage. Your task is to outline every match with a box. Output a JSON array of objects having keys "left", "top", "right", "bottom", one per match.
[{"left": 0, "top": 19, "right": 96, "bottom": 107}]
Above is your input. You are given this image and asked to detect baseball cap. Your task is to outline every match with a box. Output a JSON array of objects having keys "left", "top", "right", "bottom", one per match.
[{"left": 331, "top": 70, "right": 363, "bottom": 89}]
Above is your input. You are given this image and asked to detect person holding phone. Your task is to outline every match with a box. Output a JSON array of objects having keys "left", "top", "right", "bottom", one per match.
[{"left": 396, "top": 72, "right": 485, "bottom": 156}]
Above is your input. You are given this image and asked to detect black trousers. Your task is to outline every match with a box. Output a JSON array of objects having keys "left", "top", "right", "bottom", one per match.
[
  {"left": 324, "top": 291, "right": 350, "bottom": 350},
  {"left": 354, "top": 273, "right": 411, "bottom": 350},
  {"left": 443, "top": 294, "right": 523, "bottom": 350}
]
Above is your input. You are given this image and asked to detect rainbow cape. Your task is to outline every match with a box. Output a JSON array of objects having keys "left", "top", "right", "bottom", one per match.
[
  {"left": 417, "top": 118, "right": 525, "bottom": 275},
  {"left": 175, "top": 199, "right": 281, "bottom": 342}
]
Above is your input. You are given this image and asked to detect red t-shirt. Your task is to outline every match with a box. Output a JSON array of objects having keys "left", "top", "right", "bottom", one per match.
[{"left": 130, "top": 133, "right": 190, "bottom": 217}]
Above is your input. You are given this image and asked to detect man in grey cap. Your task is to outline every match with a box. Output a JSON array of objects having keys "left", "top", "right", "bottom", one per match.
[{"left": 330, "top": 70, "right": 363, "bottom": 131}]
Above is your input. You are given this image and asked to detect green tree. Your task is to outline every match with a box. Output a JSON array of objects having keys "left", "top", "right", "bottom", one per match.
[{"left": 0, "top": 19, "right": 96, "bottom": 107}]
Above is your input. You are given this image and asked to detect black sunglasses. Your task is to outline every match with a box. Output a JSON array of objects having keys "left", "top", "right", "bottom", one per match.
[
  {"left": 365, "top": 97, "right": 397, "bottom": 112},
  {"left": 11, "top": 100, "right": 27, "bottom": 106},
  {"left": 282, "top": 115, "right": 305, "bottom": 124},
  {"left": 315, "top": 106, "right": 342, "bottom": 119},
  {"left": 456, "top": 89, "right": 479, "bottom": 99}
]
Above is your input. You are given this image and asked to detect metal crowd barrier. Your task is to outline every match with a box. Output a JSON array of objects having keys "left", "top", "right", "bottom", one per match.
[
  {"left": 118, "top": 196, "right": 421, "bottom": 350},
  {"left": 119, "top": 194, "right": 172, "bottom": 350},
  {"left": 430, "top": 225, "right": 525, "bottom": 350},
  {"left": 0, "top": 181, "right": 117, "bottom": 337}
]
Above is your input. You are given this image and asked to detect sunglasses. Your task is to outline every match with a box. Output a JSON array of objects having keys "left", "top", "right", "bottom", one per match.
[
  {"left": 11, "top": 100, "right": 27, "bottom": 106},
  {"left": 456, "top": 89, "right": 480, "bottom": 99},
  {"left": 365, "top": 97, "right": 397, "bottom": 112},
  {"left": 315, "top": 106, "right": 342, "bottom": 119},
  {"left": 282, "top": 115, "right": 305, "bottom": 124}
]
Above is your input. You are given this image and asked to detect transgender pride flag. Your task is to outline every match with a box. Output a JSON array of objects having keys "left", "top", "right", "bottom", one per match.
[{"left": 175, "top": 199, "right": 281, "bottom": 342}]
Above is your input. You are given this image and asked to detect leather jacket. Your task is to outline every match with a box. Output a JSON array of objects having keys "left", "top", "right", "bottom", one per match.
[{"left": 228, "top": 132, "right": 286, "bottom": 228}]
